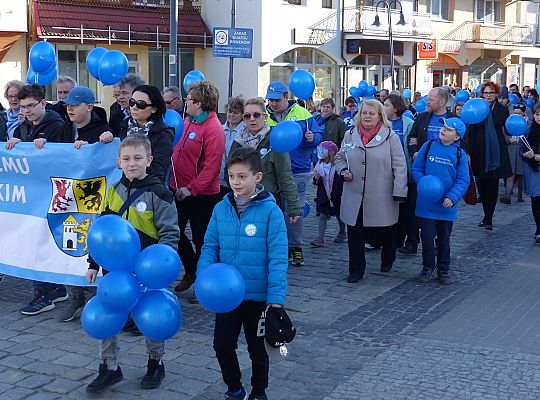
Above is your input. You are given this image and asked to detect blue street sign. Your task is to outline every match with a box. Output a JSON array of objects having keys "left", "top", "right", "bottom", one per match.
[{"left": 212, "top": 27, "right": 253, "bottom": 59}]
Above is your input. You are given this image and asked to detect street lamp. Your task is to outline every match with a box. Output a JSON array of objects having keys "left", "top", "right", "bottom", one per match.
[{"left": 372, "top": 0, "right": 406, "bottom": 91}]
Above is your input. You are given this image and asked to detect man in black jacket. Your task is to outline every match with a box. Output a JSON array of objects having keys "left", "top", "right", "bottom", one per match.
[
  {"left": 400, "top": 87, "right": 456, "bottom": 256},
  {"left": 5, "top": 84, "right": 69, "bottom": 315},
  {"left": 108, "top": 74, "right": 145, "bottom": 136}
]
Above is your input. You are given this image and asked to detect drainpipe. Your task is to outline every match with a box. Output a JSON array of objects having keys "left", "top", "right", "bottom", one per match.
[{"left": 340, "top": 0, "right": 348, "bottom": 107}]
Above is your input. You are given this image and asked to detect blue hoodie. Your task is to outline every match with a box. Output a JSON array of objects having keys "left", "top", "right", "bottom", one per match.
[
  {"left": 197, "top": 189, "right": 288, "bottom": 305},
  {"left": 412, "top": 140, "right": 470, "bottom": 221}
]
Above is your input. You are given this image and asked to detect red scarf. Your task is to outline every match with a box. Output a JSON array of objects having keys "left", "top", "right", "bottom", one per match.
[{"left": 360, "top": 121, "right": 383, "bottom": 145}]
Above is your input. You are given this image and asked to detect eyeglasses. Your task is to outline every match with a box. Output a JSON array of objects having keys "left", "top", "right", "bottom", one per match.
[
  {"left": 7, "top": 95, "right": 18, "bottom": 99},
  {"left": 243, "top": 112, "right": 264, "bottom": 120},
  {"left": 129, "top": 98, "right": 153, "bottom": 109},
  {"left": 20, "top": 102, "right": 41, "bottom": 112},
  {"left": 165, "top": 96, "right": 179, "bottom": 105},
  {"left": 482, "top": 91, "right": 497, "bottom": 95}
]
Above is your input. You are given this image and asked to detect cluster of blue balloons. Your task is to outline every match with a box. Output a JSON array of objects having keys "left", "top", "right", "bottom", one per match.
[
  {"left": 86, "top": 47, "right": 129, "bottom": 86},
  {"left": 163, "top": 110, "right": 185, "bottom": 146},
  {"left": 418, "top": 175, "right": 445, "bottom": 203},
  {"left": 289, "top": 70, "right": 315, "bottom": 101},
  {"left": 82, "top": 215, "right": 182, "bottom": 341},
  {"left": 349, "top": 80, "right": 377, "bottom": 101},
  {"left": 195, "top": 263, "right": 246, "bottom": 313},
  {"left": 27, "top": 41, "right": 57, "bottom": 86},
  {"left": 183, "top": 70, "right": 205, "bottom": 94},
  {"left": 270, "top": 120, "right": 303, "bottom": 153}
]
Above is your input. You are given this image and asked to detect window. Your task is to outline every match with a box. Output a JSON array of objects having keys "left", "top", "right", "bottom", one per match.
[
  {"left": 148, "top": 47, "right": 194, "bottom": 94},
  {"left": 322, "top": 0, "right": 332, "bottom": 8},
  {"left": 427, "top": 0, "right": 449, "bottom": 20},
  {"left": 287, "top": 0, "right": 301, "bottom": 4},
  {"left": 475, "top": 0, "right": 501, "bottom": 23}
]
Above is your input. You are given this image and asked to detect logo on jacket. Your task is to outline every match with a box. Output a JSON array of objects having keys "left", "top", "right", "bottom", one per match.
[
  {"left": 245, "top": 224, "right": 257, "bottom": 236},
  {"left": 47, "top": 176, "right": 106, "bottom": 257},
  {"left": 188, "top": 132, "right": 196, "bottom": 140}
]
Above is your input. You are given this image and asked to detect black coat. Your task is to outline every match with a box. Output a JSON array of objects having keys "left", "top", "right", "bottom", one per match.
[
  {"left": 0, "top": 112, "right": 7, "bottom": 141},
  {"left": 315, "top": 113, "right": 348, "bottom": 148},
  {"left": 313, "top": 171, "right": 343, "bottom": 216},
  {"left": 462, "top": 100, "right": 511, "bottom": 179},
  {"left": 408, "top": 110, "right": 457, "bottom": 156},
  {"left": 61, "top": 112, "right": 112, "bottom": 144},
  {"left": 14, "top": 110, "right": 65, "bottom": 143},
  {"left": 119, "top": 118, "right": 174, "bottom": 183},
  {"left": 109, "top": 106, "right": 126, "bottom": 137}
]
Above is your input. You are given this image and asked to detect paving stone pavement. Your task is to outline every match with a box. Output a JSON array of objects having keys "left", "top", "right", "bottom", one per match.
[{"left": 1, "top": 184, "right": 539, "bottom": 399}]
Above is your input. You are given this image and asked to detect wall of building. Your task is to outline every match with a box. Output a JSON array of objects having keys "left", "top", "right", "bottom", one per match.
[{"left": 0, "top": 37, "right": 27, "bottom": 110}]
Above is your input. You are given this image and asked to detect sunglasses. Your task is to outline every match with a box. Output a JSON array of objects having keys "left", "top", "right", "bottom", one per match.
[
  {"left": 129, "top": 98, "right": 153, "bottom": 109},
  {"left": 165, "top": 96, "right": 179, "bottom": 105},
  {"left": 243, "top": 112, "right": 264, "bottom": 120},
  {"left": 482, "top": 91, "right": 497, "bottom": 95}
]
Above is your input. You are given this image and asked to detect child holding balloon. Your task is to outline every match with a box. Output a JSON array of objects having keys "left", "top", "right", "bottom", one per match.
[
  {"left": 85, "top": 134, "right": 180, "bottom": 394},
  {"left": 412, "top": 118, "right": 470, "bottom": 285},
  {"left": 521, "top": 103, "right": 540, "bottom": 243},
  {"left": 198, "top": 147, "right": 288, "bottom": 400}
]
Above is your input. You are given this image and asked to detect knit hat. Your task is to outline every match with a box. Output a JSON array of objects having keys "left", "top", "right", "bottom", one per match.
[{"left": 320, "top": 140, "right": 338, "bottom": 154}]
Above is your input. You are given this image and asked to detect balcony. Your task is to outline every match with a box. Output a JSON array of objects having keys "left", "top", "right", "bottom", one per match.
[
  {"left": 442, "top": 21, "right": 536, "bottom": 47},
  {"left": 307, "top": 5, "right": 433, "bottom": 45}
]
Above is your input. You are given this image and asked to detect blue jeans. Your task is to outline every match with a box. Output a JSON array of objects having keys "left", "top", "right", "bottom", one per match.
[
  {"left": 284, "top": 172, "right": 309, "bottom": 248},
  {"left": 420, "top": 218, "right": 453, "bottom": 274}
]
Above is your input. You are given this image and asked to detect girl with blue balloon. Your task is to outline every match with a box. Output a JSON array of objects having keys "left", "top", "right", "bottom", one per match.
[
  {"left": 521, "top": 103, "right": 540, "bottom": 243},
  {"left": 462, "top": 81, "right": 511, "bottom": 231},
  {"left": 197, "top": 146, "right": 289, "bottom": 400},
  {"left": 84, "top": 134, "right": 180, "bottom": 394}
]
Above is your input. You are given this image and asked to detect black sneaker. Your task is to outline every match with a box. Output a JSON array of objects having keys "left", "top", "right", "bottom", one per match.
[
  {"left": 248, "top": 394, "right": 268, "bottom": 400},
  {"left": 20, "top": 290, "right": 54, "bottom": 315},
  {"left": 399, "top": 245, "right": 417, "bottom": 256},
  {"left": 292, "top": 247, "right": 304, "bottom": 266},
  {"left": 50, "top": 285, "right": 69, "bottom": 303},
  {"left": 86, "top": 363, "right": 123, "bottom": 394},
  {"left": 287, "top": 249, "right": 293, "bottom": 263},
  {"left": 225, "top": 387, "right": 247, "bottom": 400},
  {"left": 141, "top": 359, "right": 165, "bottom": 389}
]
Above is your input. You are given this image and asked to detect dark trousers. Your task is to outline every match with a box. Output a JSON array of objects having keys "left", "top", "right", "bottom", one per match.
[
  {"left": 33, "top": 281, "right": 64, "bottom": 298},
  {"left": 420, "top": 218, "right": 453, "bottom": 274},
  {"left": 532, "top": 197, "right": 540, "bottom": 235},
  {"left": 477, "top": 177, "right": 499, "bottom": 225},
  {"left": 347, "top": 206, "right": 397, "bottom": 278},
  {"left": 175, "top": 194, "right": 218, "bottom": 276},
  {"left": 397, "top": 181, "right": 420, "bottom": 248},
  {"left": 214, "top": 301, "right": 268, "bottom": 396}
]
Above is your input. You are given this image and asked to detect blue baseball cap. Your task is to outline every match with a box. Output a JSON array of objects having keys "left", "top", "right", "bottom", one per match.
[
  {"left": 439, "top": 117, "right": 466, "bottom": 137},
  {"left": 63, "top": 86, "right": 95, "bottom": 105},
  {"left": 266, "top": 81, "right": 289, "bottom": 100}
]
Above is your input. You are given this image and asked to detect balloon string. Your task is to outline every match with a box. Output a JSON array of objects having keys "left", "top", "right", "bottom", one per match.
[{"left": 520, "top": 135, "right": 533, "bottom": 152}]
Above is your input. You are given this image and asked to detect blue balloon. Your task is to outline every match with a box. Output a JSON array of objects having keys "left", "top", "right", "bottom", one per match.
[
  {"left": 81, "top": 297, "right": 128, "bottom": 339},
  {"left": 536, "top": 82, "right": 540, "bottom": 94},
  {"left": 270, "top": 120, "right": 303, "bottom": 153},
  {"left": 183, "top": 70, "right": 205, "bottom": 93},
  {"left": 359, "top": 80, "right": 368, "bottom": 89},
  {"left": 508, "top": 94, "right": 519, "bottom": 105},
  {"left": 163, "top": 110, "right": 185, "bottom": 146},
  {"left": 98, "top": 50, "right": 128, "bottom": 86},
  {"left": 357, "top": 85, "right": 367, "bottom": 97},
  {"left": 97, "top": 271, "right": 140, "bottom": 313},
  {"left": 460, "top": 98, "right": 490, "bottom": 124},
  {"left": 132, "top": 289, "right": 183, "bottom": 341},
  {"left": 475, "top": 84, "right": 482, "bottom": 95},
  {"left": 26, "top": 66, "right": 57, "bottom": 86},
  {"left": 303, "top": 201, "right": 310, "bottom": 218},
  {"left": 505, "top": 114, "right": 528, "bottom": 136},
  {"left": 135, "top": 244, "right": 181, "bottom": 289},
  {"left": 289, "top": 69, "right": 315, "bottom": 101},
  {"left": 87, "top": 215, "right": 141, "bottom": 272},
  {"left": 418, "top": 175, "right": 445, "bottom": 203},
  {"left": 195, "top": 263, "right": 246, "bottom": 313},
  {"left": 403, "top": 110, "right": 415, "bottom": 120},
  {"left": 526, "top": 98, "right": 535, "bottom": 109},
  {"left": 415, "top": 99, "right": 427, "bottom": 113},
  {"left": 86, "top": 47, "right": 108, "bottom": 80},
  {"left": 403, "top": 89, "right": 412, "bottom": 100},
  {"left": 455, "top": 89, "right": 470, "bottom": 103},
  {"left": 29, "top": 41, "right": 56, "bottom": 74},
  {"left": 366, "top": 86, "right": 377, "bottom": 96},
  {"left": 349, "top": 87, "right": 360, "bottom": 98}
]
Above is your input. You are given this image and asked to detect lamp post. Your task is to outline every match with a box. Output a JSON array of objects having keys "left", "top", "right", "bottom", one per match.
[{"left": 372, "top": 0, "right": 406, "bottom": 91}]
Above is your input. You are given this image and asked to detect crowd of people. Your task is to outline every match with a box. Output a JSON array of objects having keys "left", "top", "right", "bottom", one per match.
[{"left": 1, "top": 74, "right": 540, "bottom": 399}]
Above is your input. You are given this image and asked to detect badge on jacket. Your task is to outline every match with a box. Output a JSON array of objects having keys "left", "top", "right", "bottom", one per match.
[
  {"left": 136, "top": 201, "right": 147, "bottom": 213},
  {"left": 245, "top": 224, "right": 257, "bottom": 236},
  {"left": 188, "top": 132, "right": 196, "bottom": 140}
]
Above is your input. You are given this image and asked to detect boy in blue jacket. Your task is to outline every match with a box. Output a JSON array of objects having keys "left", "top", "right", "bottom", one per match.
[
  {"left": 198, "top": 147, "right": 288, "bottom": 400},
  {"left": 412, "top": 117, "right": 470, "bottom": 285}
]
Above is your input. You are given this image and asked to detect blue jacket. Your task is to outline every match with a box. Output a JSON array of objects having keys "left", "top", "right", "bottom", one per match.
[
  {"left": 197, "top": 190, "right": 288, "bottom": 305},
  {"left": 267, "top": 101, "right": 323, "bottom": 174},
  {"left": 412, "top": 140, "right": 470, "bottom": 221}
]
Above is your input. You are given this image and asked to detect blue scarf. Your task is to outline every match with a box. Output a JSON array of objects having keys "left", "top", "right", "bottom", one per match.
[
  {"left": 6, "top": 108, "right": 20, "bottom": 139},
  {"left": 484, "top": 104, "right": 500, "bottom": 173}
]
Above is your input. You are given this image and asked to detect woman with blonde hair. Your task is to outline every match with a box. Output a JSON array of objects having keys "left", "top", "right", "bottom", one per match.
[
  {"left": 1, "top": 80, "right": 25, "bottom": 141},
  {"left": 336, "top": 99, "right": 408, "bottom": 283}
]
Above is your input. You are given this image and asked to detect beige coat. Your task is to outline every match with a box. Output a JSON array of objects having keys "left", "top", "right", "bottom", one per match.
[{"left": 336, "top": 125, "right": 408, "bottom": 227}]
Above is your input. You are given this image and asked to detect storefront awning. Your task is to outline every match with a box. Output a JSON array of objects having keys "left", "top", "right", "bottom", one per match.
[
  {"left": 0, "top": 32, "right": 22, "bottom": 62},
  {"left": 34, "top": 0, "right": 212, "bottom": 47}
]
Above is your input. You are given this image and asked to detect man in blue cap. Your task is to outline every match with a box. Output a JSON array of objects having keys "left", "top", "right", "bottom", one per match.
[{"left": 265, "top": 81, "right": 323, "bottom": 266}]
